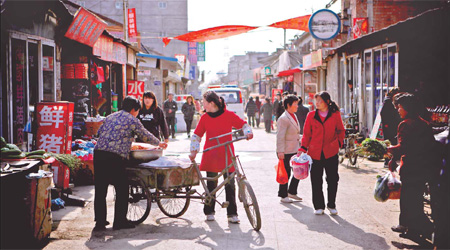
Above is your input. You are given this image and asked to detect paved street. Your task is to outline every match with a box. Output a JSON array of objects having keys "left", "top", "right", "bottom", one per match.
[{"left": 45, "top": 128, "right": 427, "bottom": 250}]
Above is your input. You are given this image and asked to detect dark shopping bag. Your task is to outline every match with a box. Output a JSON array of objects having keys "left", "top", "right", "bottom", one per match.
[{"left": 276, "top": 159, "right": 288, "bottom": 184}]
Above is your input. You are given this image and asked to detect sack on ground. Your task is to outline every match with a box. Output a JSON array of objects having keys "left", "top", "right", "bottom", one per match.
[{"left": 275, "top": 159, "right": 288, "bottom": 184}]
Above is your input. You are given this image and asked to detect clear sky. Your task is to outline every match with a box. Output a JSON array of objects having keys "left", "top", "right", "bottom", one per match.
[{"left": 188, "top": 0, "right": 341, "bottom": 84}]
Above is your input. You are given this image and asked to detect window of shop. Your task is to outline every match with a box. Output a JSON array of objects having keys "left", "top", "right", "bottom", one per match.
[
  {"left": 364, "top": 50, "right": 373, "bottom": 130},
  {"left": 42, "top": 45, "right": 55, "bottom": 101}
]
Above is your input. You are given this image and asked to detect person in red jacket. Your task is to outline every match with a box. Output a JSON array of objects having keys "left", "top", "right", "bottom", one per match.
[
  {"left": 299, "top": 91, "right": 345, "bottom": 215},
  {"left": 189, "top": 91, "right": 253, "bottom": 224}
]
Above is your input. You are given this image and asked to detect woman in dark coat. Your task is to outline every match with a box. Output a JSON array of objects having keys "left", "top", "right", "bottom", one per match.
[
  {"left": 182, "top": 96, "right": 196, "bottom": 138},
  {"left": 381, "top": 88, "right": 402, "bottom": 167},
  {"left": 138, "top": 91, "right": 169, "bottom": 143},
  {"left": 388, "top": 93, "right": 441, "bottom": 240}
]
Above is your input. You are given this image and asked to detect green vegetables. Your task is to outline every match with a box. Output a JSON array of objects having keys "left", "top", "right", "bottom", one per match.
[
  {"left": 359, "top": 138, "right": 389, "bottom": 161},
  {"left": 48, "top": 153, "right": 82, "bottom": 172},
  {"left": 1, "top": 137, "right": 49, "bottom": 160}
]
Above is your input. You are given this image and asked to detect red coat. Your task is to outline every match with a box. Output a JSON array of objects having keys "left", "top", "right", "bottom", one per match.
[
  {"left": 300, "top": 110, "right": 345, "bottom": 160},
  {"left": 194, "top": 110, "right": 246, "bottom": 172}
]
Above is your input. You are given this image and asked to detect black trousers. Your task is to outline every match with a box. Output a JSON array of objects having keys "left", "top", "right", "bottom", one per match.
[
  {"left": 399, "top": 179, "right": 434, "bottom": 234},
  {"left": 248, "top": 115, "right": 255, "bottom": 127},
  {"left": 278, "top": 153, "right": 300, "bottom": 198},
  {"left": 264, "top": 119, "right": 271, "bottom": 133},
  {"left": 166, "top": 116, "right": 176, "bottom": 136},
  {"left": 255, "top": 113, "right": 260, "bottom": 127},
  {"left": 94, "top": 150, "right": 129, "bottom": 226},
  {"left": 203, "top": 172, "right": 237, "bottom": 217},
  {"left": 185, "top": 119, "right": 193, "bottom": 135},
  {"left": 310, "top": 153, "right": 339, "bottom": 209}
]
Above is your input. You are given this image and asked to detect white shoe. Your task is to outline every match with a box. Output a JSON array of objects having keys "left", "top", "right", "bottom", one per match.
[
  {"left": 280, "top": 197, "right": 293, "bottom": 203},
  {"left": 314, "top": 209, "right": 324, "bottom": 215},
  {"left": 228, "top": 215, "right": 240, "bottom": 224},
  {"left": 327, "top": 207, "right": 338, "bottom": 215},
  {"left": 206, "top": 215, "right": 215, "bottom": 221},
  {"left": 288, "top": 194, "right": 303, "bottom": 201}
]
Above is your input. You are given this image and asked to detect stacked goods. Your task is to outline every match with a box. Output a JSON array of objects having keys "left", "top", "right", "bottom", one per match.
[
  {"left": 61, "top": 64, "right": 75, "bottom": 79},
  {"left": 74, "top": 63, "right": 89, "bottom": 79}
]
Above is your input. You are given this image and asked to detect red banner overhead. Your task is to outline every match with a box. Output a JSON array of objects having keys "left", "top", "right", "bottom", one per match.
[
  {"left": 164, "top": 25, "right": 258, "bottom": 46},
  {"left": 269, "top": 15, "right": 311, "bottom": 32},
  {"left": 65, "top": 8, "right": 107, "bottom": 47}
]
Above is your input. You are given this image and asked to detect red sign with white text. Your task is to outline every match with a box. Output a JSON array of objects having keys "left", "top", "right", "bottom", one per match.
[
  {"left": 128, "top": 8, "right": 137, "bottom": 38},
  {"left": 65, "top": 8, "right": 107, "bottom": 47},
  {"left": 36, "top": 102, "right": 74, "bottom": 155},
  {"left": 127, "top": 81, "right": 145, "bottom": 100}
]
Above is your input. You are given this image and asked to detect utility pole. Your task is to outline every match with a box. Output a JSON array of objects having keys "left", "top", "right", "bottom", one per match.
[
  {"left": 123, "top": 0, "right": 128, "bottom": 94},
  {"left": 284, "top": 29, "right": 286, "bottom": 49}
]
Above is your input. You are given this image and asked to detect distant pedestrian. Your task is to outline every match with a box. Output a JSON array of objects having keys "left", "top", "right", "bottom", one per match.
[
  {"left": 182, "top": 96, "right": 196, "bottom": 138},
  {"left": 273, "top": 93, "right": 283, "bottom": 121},
  {"left": 255, "top": 96, "right": 262, "bottom": 128},
  {"left": 276, "top": 95, "right": 302, "bottom": 203},
  {"left": 295, "top": 96, "right": 310, "bottom": 134},
  {"left": 163, "top": 93, "right": 178, "bottom": 139},
  {"left": 299, "top": 91, "right": 345, "bottom": 215},
  {"left": 261, "top": 97, "right": 273, "bottom": 133},
  {"left": 380, "top": 88, "right": 401, "bottom": 167},
  {"left": 245, "top": 97, "right": 257, "bottom": 127}
]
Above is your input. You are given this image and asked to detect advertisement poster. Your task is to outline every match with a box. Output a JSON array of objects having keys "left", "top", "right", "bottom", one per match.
[
  {"left": 64, "top": 8, "right": 107, "bottom": 47},
  {"left": 128, "top": 8, "right": 137, "bottom": 37}
]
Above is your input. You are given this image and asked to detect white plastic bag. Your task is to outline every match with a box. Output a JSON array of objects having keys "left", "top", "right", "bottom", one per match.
[{"left": 290, "top": 153, "right": 313, "bottom": 180}]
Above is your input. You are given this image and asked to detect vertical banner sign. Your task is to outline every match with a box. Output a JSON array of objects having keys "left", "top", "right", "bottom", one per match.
[
  {"left": 197, "top": 42, "right": 205, "bottom": 61},
  {"left": 189, "top": 66, "right": 196, "bottom": 80},
  {"left": 353, "top": 18, "right": 368, "bottom": 39},
  {"left": 174, "top": 54, "right": 186, "bottom": 77},
  {"left": 12, "top": 41, "right": 26, "bottom": 145},
  {"left": 36, "top": 102, "right": 74, "bottom": 154},
  {"left": 128, "top": 8, "right": 137, "bottom": 38},
  {"left": 64, "top": 8, "right": 107, "bottom": 47},
  {"left": 127, "top": 80, "right": 145, "bottom": 100},
  {"left": 188, "top": 42, "right": 197, "bottom": 65}
]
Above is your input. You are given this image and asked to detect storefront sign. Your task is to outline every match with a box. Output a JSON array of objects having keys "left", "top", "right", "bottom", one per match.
[
  {"left": 197, "top": 42, "right": 205, "bottom": 61},
  {"left": 264, "top": 66, "right": 271, "bottom": 75},
  {"left": 127, "top": 48, "right": 136, "bottom": 67},
  {"left": 43, "top": 57, "right": 54, "bottom": 71},
  {"left": 189, "top": 65, "right": 196, "bottom": 80},
  {"left": 65, "top": 7, "right": 107, "bottom": 47},
  {"left": 271, "top": 89, "right": 283, "bottom": 103},
  {"left": 12, "top": 42, "right": 26, "bottom": 145},
  {"left": 36, "top": 102, "right": 74, "bottom": 154},
  {"left": 127, "top": 80, "right": 144, "bottom": 100},
  {"left": 127, "top": 8, "right": 137, "bottom": 38},
  {"left": 188, "top": 42, "right": 197, "bottom": 65},
  {"left": 112, "top": 42, "right": 127, "bottom": 64},
  {"left": 309, "top": 9, "right": 341, "bottom": 41},
  {"left": 93, "top": 35, "right": 113, "bottom": 62},
  {"left": 302, "top": 49, "right": 323, "bottom": 70},
  {"left": 353, "top": 18, "right": 368, "bottom": 39}
]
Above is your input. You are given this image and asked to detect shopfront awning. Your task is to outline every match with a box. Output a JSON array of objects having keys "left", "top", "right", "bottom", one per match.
[
  {"left": 277, "top": 68, "right": 301, "bottom": 77},
  {"left": 137, "top": 53, "right": 182, "bottom": 71},
  {"left": 136, "top": 53, "right": 178, "bottom": 62}
]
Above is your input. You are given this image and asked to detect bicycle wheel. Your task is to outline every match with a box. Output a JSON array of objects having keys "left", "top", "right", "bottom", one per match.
[
  {"left": 338, "top": 148, "right": 345, "bottom": 164},
  {"left": 156, "top": 187, "right": 190, "bottom": 218},
  {"left": 348, "top": 151, "right": 358, "bottom": 166},
  {"left": 126, "top": 177, "right": 152, "bottom": 225},
  {"left": 239, "top": 179, "right": 261, "bottom": 231}
]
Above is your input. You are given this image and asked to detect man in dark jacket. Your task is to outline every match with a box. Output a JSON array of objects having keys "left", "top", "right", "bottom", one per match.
[
  {"left": 245, "top": 97, "right": 257, "bottom": 127},
  {"left": 295, "top": 96, "right": 310, "bottom": 134},
  {"left": 255, "top": 96, "right": 262, "bottom": 128},
  {"left": 273, "top": 93, "right": 283, "bottom": 121},
  {"left": 381, "top": 88, "right": 401, "bottom": 167},
  {"left": 163, "top": 93, "right": 178, "bottom": 139},
  {"left": 260, "top": 97, "right": 273, "bottom": 133}
]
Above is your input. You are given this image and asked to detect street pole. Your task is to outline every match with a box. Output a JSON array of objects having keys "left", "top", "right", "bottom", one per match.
[
  {"left": 284, "top": 29, "right": 286, "bottom": 49},
  {"left": 123, "top": 0, "right": 128, "bottom": 97}
]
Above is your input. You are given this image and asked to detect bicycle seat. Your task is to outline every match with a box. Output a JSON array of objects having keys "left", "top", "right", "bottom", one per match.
[{"left": 345, "top": 128, "right": 358, "bottom": 135}]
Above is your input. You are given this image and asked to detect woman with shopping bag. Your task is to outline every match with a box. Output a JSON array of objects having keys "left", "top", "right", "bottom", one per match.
[
  {"left": 276, "top": 95, "right": 303, "bottom": 203},
  {"left": 299, "top": 91, "right": 345, "bottom": 215}
]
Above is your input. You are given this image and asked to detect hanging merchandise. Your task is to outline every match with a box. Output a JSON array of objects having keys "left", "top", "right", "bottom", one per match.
[
  {"left": 96, "top": 66, "right": 105, "bottom": 83},
  {"left": 74, "top": 63, "right": 89, "bottom": 79}
]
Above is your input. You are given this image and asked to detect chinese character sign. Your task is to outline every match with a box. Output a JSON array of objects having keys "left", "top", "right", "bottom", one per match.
[
  {"left": 65, "top": 8, "right": 107, "bottom": 47},
  {"left": 197, "top": 42, "right": 205, "bottom": 61},
  {"left": 36, "top": 102, "right": 74, "bottom": 154},
  {"left": 187, "top": 42, "right": 197, "bottom": 65},
  {"left": 127, "top": 81, "right": 145, "bottom": 100},
  {"left": 128, "top": 8, "right": 137, "bottom": 38}
]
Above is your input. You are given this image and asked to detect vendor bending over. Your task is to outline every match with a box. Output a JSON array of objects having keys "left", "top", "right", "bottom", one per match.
[{"left": 94, "top": 96, "right": 167, "bottom": 231}]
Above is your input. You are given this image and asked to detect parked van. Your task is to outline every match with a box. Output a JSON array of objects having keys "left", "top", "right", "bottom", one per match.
[{"left": 208, "top": 85, "right": 245, "bottom": 120}]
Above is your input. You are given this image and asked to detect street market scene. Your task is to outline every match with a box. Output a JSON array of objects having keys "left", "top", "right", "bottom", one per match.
[{"left": 0, "top": 0, "right": 449, "bottom": 249}]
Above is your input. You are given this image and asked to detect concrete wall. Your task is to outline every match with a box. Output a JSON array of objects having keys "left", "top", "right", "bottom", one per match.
[
  {"left": 325, "top": 55, "right": 340, "bottom": 107},
  {"left": 82, "top": 0, "right": 188, "bottom": 58}
]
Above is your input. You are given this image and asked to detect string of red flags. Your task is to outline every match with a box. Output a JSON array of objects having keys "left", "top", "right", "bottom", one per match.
[{"left": 162, "top": 15, "right": 311, "bottom": 47}]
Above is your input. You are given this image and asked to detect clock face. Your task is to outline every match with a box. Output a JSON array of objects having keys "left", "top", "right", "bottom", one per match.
[{"left": 309, "top": 9, "right": 341, "bottom": 41}]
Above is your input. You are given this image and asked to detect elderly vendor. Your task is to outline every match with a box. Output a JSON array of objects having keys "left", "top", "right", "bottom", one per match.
[{"left": 94, "top": 96, "right": 167, "bottom": 231}]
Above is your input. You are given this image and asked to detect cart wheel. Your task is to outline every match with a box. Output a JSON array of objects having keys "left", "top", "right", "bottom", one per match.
[
  {"left": 239, "top": 179, "right": 261, "bottom": 231},
  {"left": 156, "top": 187, "right": 190, "bottom": 218},
  {"left": 126, "top": 177, "right": 151, "bottom": 225}
]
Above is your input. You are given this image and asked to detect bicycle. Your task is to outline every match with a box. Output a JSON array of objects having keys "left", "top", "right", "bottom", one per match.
[
  {"left": 124, "top": 129, "right": 262, "bottom": 231},
  {"left": 339, "top": 114, "right": 363, "bottom": 167}
]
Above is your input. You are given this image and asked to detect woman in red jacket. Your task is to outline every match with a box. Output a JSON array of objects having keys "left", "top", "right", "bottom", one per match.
[
  {"left": 299, "top": 91, "right": 345, "bottom": 215},
  {"left": 189, "top": 91, "right": 253, "bottom": 224}
]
